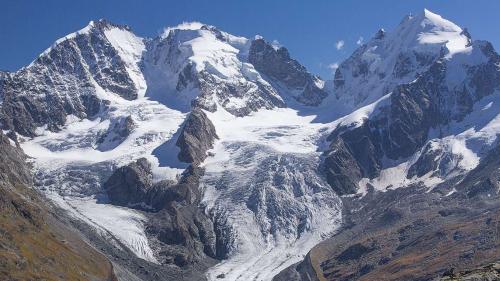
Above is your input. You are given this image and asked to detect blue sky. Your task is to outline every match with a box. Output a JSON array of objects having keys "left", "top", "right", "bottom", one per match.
[{"left": 1, "top": 0, "right": 499, "bottom": 78}]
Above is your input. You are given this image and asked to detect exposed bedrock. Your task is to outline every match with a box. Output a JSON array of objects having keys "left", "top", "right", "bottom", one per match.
[
  {"left": 0, "top": 20, "right": 139, "bottom": 137},
  {"left": 249, "top": 38, "right": 328, "bottom": 106},
  {"left": 104, "top": 158, "right": 219, "bottom": 268},
  {"left": 322, "top": 42, "right": 500, "bottom": 194},
  {"left": 176, "top": 108, "right": 218, "bottom": 165},
  {"left": 97, "top": 115, "right": 136, "bottom": 151}
]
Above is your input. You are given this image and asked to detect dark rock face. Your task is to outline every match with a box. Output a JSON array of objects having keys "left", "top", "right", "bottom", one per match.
[
  {"left": 104, "top": 158, "right": 218, "bottom": 268},
  {"left": 145, "top": 166, "right": 218, "bottom": 267},
  {"left": 249, "top": 38, "right": 327, "bottom": 106},
  {"left": 322, "top": 124, "right": 382, "bottom": 195},
  {"left": 176, "top": 108, "right": 218, "bottom": 165},
  {"left": 0, "top": 20, "right": 140, "bottom": 137},
  {"left": 407, "top": 141, "right": 443, "bottom": 178},
  {"left": 104, "top": 158, "right": 156, "bottom": 208},
  {"left": 194, "top": 70, "right": 286, "bottom": 117},
  {"left": 456, "top": 143, "right": 500, "bottom": 198},
  {"left": 0, "top": 132, "right": 31, "bottom": 186}
]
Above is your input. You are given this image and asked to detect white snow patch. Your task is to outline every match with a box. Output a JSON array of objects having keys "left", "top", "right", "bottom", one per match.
[
  {"left": 48, "top": 193, "right": 158, "bottom": 263},
  {"left": 104, "top": 27, "right": 147, "bottom": 98},
  {"left": 205, "top": 107, "right": 327, "bottom": 155},
  {"left": 418, "top": 9, "right": 470, "bottom": 58}
]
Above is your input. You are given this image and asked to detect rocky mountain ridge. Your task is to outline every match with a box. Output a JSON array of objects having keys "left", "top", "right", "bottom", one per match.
[{"left": 0, "top": 8, "right": 498, "bottom": 281}]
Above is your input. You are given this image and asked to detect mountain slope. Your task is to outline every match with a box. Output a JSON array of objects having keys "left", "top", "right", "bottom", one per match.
[
  {"left": 323, "top": 9, "right": 500, "bottom": 195},
  {"left": 0, "top": 20, "right": 145, "bottom": 137},
  {"left": 276, "top": 9, "right": 500, "bottom": 281},
  {"left": 1, "top": 19, "right": 339, "bottom": 281},
  {"left": 0, "top": 131, "right": 117, "bottom": 281}
]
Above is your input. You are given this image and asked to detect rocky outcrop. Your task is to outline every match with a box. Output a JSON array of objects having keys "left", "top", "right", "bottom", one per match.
[
  {"left": 249, "top": 38, "right": 327, "bottom": 106},
  {"left": 97, "top": 115, "right": 135, "bottom": 151},
  {"left": 104, "top": 157, "right": 218, "bottom": 268},
  {"left": 438, "top": 262, "right": 500, "bottom": 281},
  {"left": 322, "top": 123, "right": 382, "bottom": 195},
  {"left": 0, "top": 132, "right": 31, "bottom": 186},
  {"left": 145, "top": 166, "right": 218, "bottom": 267},
  {"left": 176, "top": 108, "right": 218, "bottom": 165},
  {"left": 456, "top": 143, "right": 500, "bottom": 198},
  {"left": 105, "top": 158, "right": 161, "bottom": 208}
]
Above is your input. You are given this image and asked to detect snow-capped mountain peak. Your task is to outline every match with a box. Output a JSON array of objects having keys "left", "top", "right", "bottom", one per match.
[
  {"left": 333, "top": 9, "right": 471, "bottom": 107},
  {"left": 398, "top": 8, "right": 470, "bottom": 57},
  {"left": 325, "top": 9, "right": 500, "bottom": 197},
  {"left": 144, "top": 23, "right": 327, "bottom": 115},
  {"left": 144, "top": 24, "right": 284, "bottom": 115},
  {"left": 31, "top": 19, "right": 136, "bottom": 66},
  {"left": 161, "top": 21, "right": 207, "bottom": 38},
  {"left": 3, "top": 10, "right": 498, "bottom": 281}
]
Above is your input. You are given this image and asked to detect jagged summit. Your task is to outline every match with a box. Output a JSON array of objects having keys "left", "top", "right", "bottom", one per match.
[
  {"left": 92, "top": 18, "right": 133, "bottom": 31},
  {"left": 396, "top": 8, "right": 469, "bottom": 56},
  {"left": 30, "top": 19, "right": 133, "bottom": 65},
  {"left": 333, "top": 9, "right": 472, "bottom": 107},
  {"left": 145, "top": 21, "right": 327, "bottom": 114}
]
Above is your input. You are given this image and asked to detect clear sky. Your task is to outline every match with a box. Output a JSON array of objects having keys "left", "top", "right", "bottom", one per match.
[{"left": 1, "top": 0, "right": 499, "bottom": 79}]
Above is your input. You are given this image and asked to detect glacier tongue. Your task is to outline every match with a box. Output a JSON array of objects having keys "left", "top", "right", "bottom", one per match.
[{"left": 201, "top": 108, "right": 342, "bottom": 280}]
